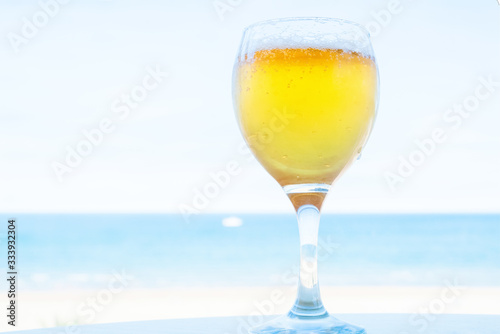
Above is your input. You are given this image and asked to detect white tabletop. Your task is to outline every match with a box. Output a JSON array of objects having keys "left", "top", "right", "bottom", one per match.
[{"left": 10, "top": 314, "right": 498, "bottom": 334}]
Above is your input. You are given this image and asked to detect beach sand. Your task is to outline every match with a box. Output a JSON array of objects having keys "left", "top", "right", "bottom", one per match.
[{"left": 4, "top": 286, "right": 499, "bottom": 332}]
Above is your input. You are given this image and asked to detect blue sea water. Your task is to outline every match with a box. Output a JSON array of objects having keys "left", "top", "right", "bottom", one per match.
[{"left": 0, "top": 214, "right": 498, "bottom": 290}]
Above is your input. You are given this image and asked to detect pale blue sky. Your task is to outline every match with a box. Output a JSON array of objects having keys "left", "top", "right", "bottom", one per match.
[{"left": 0, "top": 0, "right": 499, "bottom": 213}]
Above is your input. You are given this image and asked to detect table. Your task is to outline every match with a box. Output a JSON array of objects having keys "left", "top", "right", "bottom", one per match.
[{"left": 10, "top": 314, "right": 499, "bottom": 334}]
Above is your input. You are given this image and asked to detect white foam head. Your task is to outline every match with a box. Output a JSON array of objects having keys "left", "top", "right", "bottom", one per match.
[{"left": 239, "top": 17, "right": 374, "bottom": 60}]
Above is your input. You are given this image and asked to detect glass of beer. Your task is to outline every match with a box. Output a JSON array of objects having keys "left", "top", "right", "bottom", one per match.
[{"left": 233, "top": 18, "right": 379, "bottom": 333}]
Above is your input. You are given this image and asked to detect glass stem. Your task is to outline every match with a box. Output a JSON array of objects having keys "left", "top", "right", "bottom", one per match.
[{"left": 288, "top": 204, "right": 327, "bottom": 319}]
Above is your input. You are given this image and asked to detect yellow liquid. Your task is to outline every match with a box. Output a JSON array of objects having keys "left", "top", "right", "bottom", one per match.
[{"left": 235, "top": 48, "right": 378, "bottom": 187}]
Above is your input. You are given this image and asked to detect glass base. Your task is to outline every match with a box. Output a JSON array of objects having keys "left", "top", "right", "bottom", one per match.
[{"left": 249, "top": 313, "right": 366, "bottom": 334}]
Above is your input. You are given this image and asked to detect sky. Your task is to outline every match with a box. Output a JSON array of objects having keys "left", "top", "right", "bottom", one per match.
[{"left": 0, "top": 0, "right": 499, "bottom": 214}]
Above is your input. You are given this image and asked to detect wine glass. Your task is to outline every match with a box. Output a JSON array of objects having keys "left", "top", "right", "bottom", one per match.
[{"left": 232, "top": 17, "right": 379, "bottom": 334}]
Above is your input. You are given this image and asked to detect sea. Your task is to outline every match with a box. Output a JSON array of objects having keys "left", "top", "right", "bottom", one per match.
[{"left": 0, "top": 214, "right": 499, "bottom": 291}]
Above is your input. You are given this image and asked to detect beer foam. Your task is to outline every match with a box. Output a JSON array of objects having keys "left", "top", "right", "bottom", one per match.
[{"left": 241, "top": 17, "right": 373, "bottom": 59}]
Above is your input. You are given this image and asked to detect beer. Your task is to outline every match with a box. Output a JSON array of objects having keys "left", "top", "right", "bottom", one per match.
[{"left": 234, "top": 47, "right": 378, "bottom": 186}]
